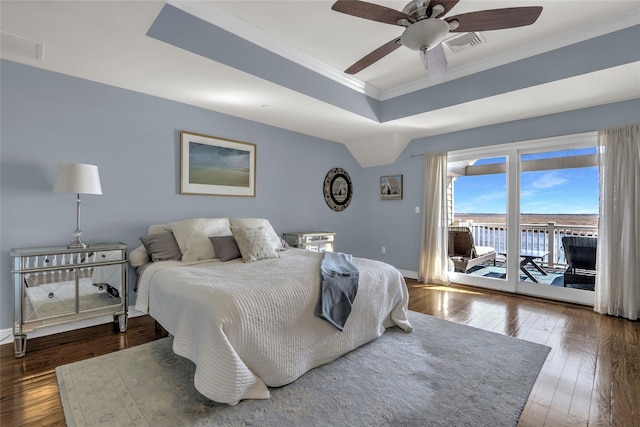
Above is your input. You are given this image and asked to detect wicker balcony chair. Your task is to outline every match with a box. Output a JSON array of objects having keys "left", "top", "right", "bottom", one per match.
[
  {"left": 448, "top": 227, "right": 496, "bottom": 273},
  {"left": 562, "top": 236, "right": 597, "bottom": 288}
]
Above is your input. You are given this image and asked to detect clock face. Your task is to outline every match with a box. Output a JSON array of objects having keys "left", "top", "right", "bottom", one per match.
[{"left": 323, "top": 168, "right": 353, "bottom": 211}]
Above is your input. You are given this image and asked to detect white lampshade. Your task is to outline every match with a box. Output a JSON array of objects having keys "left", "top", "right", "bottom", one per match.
[{"left": 54, "top": 163, "right": 102, "bottom": 195}]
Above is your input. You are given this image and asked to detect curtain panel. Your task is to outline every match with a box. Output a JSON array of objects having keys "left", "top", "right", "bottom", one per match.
[
  {"left": 595, "top": 124, "right": 640, "bottom": 320},
  {"left": 418, "top": 152, "right": 450, "bottom": 285}
]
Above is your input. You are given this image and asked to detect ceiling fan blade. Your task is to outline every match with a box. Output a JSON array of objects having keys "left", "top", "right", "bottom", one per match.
[
  {"left": 446, "top": 7, "right": 543, "bottom": 33},
  {"left": 421, "top": 44, "right": 447, "bottom": 79},
  {"left": 427, "top": 0, "right": 460, "bottom": 18},
  {"left": 345, "top": 38, "right": 402, "bottom": 74},
  {"left": 332, "top": 0, "right": 412, "bottom": 26}
]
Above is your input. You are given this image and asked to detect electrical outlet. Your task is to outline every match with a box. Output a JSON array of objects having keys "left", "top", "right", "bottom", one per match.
[
  {"left": 415, "top": 206, "right": 420, "bottom": 214},
  {"left": 381, "top": 246, "right": 386, "bottom": 254}
]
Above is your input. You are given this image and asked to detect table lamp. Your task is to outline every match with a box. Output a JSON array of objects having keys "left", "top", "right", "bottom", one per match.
[{"left": 54, "top": 163, "right": 102, "bottom": 248}]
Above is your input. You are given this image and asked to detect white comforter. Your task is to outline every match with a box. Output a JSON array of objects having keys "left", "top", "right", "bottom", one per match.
[{"left": 134, "top": 248, "right": 412, "bottom": 405}]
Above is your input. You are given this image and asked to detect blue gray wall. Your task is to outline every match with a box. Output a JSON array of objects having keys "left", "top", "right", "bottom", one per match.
[
  {"left": 0, "top": 60, "right": 363, "bottom": 329},
  {"left": 1, "top": 59, "right": 639, "bottom": 331},
  {"left": 359, "top": 99, "right": 640, "bottom": 270}
]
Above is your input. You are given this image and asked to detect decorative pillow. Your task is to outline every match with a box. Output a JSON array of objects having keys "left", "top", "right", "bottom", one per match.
[
  {"left": 129, "top": 223, "right": 172, "bottom": 267},
  {"left": 209, "top": 235, "right": 241, "bottom": 262},
  {"left": 229, "top": 218, "right": 282, "bottom": 250},
  {"left": 231, "top": 226, "right": 280, "bottom": 263},
  {"left": 129, "top": 246, "right": 149, "bottom": 267},
  {"left": 139, "top": 232, "right": 182, "bottom": 262},
  {"left": 170, "top": 218, "right": 231, "bottom": 261},
  {"left": 148, "top": 224, "right": 173, "bottom": 234}
]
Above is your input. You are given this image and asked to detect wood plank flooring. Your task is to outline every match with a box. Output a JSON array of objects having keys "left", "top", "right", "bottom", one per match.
[
  {"left": 1, "top": 281, "right": 638, "bottom": 426},
  {"left": 0, "top": 316, "right": 169, "bottom": 426},
  {"left": 406, "top": 279, "right": 639, "bottom": 427}
]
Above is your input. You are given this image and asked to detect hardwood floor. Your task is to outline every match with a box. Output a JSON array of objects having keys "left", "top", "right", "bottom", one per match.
[
  {"left": 406, "top": 279, "right": 639, "bottom": 427},
  {"left": 1, "top": 282, "right": 638, "bottom": 426},
  {"left": 0, "top": 316, "right": 169, "bottom": 426}
]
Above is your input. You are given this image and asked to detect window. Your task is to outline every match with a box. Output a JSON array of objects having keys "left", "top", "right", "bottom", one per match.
[{"left": 447, "top": 133, "right": 598, "bottom": 305}]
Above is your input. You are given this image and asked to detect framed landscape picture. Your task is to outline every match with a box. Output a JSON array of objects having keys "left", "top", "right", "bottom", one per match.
[
  {"left": 380, "top": 174, "right": 403, "bottom": 200},
  {"left": 180, "top": 131, "right": 256, "bottom": 196}
]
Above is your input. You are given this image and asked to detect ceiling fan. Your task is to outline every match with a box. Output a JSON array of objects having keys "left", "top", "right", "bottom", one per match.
[{"left": 331, "top": 0, "right": 543, "bottom": 77}]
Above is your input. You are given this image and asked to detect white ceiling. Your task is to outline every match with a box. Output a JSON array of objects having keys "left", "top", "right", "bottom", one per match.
[{"left": 1, "top": 1, "right": 639, "bottom": 166}]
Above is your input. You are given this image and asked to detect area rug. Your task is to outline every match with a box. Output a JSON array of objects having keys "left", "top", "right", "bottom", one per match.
[{"left": 56, "top": 311, "right": 550, "bottom": 427}]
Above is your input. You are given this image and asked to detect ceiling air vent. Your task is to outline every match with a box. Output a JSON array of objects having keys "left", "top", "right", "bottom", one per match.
[
  {"left": 443, "top": 32, "right": 486, "bottom": 53},
  {"left": 1, "top": 32, "right": 44, "bottom": 60}
]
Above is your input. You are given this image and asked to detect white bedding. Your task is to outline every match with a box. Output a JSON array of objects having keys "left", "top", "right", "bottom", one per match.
[{"left": 135, "top": 248, "right": 412, "bottom": 405}]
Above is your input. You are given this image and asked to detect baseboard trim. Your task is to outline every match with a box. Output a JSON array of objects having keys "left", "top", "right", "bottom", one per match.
[
  {"left": 0, "top": 306, "right": 145, "bottom": 346},
  {"left": 399, "top": 269, "right": 418, "bottom": 280}
]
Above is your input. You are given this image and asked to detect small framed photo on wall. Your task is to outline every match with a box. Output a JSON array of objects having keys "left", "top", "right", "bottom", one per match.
[{"left": 380, "top": 175, "right": 403, "bottom": 200}]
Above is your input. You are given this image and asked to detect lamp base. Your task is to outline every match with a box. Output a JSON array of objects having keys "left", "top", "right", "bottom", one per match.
[
  {"left": 68, "top": 237, "right": 88, "bottom": 249},
  {"left": 68, "top": 223, "right": 88, "bottom": 249}
]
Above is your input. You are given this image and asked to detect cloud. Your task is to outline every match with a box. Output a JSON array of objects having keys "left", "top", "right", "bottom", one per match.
[
  {"left": 455, "top": 190, "right": 506, "bottom": 213},
  {"left": 473, "top": 190, "right": 506, "bottom": 204},
  {"left": 529, "top": 171, "right": 568, "bottom": 190},
  {"left": 521, "top": 171, "right": 569, "bottom": 199},
  {"left": 189, "top": 142, "right": 249, "bottom": 168}
]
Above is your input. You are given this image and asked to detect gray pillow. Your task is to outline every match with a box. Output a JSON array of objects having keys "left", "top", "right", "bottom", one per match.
[
  {"left": 139, "top": 232, "right": 182, "bottom": 262},
  {"left": 209, "top": 235, "right": 241, "bottom": 262}
]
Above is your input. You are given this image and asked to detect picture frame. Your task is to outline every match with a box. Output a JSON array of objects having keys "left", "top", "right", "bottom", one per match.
[
  {"left": 323, "top": 167, "right": 353, "bottom": 211},
  {"left": 180, "top": 131, "right": 256, "bottom": 196},
  {"left": 380, "top": 174, "right": 403, "bottom": 200}
]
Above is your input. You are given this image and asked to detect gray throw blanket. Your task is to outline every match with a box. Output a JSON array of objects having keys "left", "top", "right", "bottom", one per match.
[{"left": 315, "top": 251, "right": 359, "bottom": 331}]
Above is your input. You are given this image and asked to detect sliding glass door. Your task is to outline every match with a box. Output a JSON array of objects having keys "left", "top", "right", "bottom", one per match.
[
  {"left": 448, "top": 149, "right": 515, "bottom": 292},
  {"left": 447, "top": 133, "right": 598, "bottom": 305},
  {"left": 517, "top": 146, "right": 598, "bottom": 303},
  {"left": 448, "top": 155, "right": 509, "bottom": 289}
]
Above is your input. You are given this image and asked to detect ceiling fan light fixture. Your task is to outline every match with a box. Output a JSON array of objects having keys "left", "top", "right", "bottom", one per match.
[
  {"left": 401, "top": 18, "right": 450, "bottom": 52},
  {"left": 333, "top": 0, "right": 544, "bottom": 75},
  {"left": 429, "top": 4, "right": 445, "bottom": 18}
]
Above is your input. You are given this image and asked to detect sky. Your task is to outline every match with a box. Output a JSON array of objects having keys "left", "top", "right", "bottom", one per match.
[
  {"left": 189, "top": 142, "right": 250, "bottom": 169},
  {"left": 453, "top": 148, "right": 599, "bottom": 214}
]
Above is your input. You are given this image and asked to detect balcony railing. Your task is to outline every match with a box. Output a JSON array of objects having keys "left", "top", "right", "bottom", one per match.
[{"left": 460, "top": 222, "right": 598, "bottom": 268}]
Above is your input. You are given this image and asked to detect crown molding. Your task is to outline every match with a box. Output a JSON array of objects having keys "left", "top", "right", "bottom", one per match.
[
  {"left": 168, "top": 0, "right": 383, "bottom": 99},
  {"left": 168, "top": 1, "right": 637, "bottom": 102},
  {"left": 380, "top": 10, "right": 640, "bottom": 100}
]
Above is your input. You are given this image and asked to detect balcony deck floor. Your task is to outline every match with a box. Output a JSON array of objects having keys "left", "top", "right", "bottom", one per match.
[{"left": 461, "top": 263, "right": 594, "bottom": 291}]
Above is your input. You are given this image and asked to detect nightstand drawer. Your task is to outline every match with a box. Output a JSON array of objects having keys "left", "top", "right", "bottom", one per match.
[
  {"left": 283, "top": 232, "right": 336, "bottom": 252},
  {"left": 298, "top": 242, "right": 334, "bottom": 252},
  {"left": 11, "top": 242, "right": 128, "bottom": 357},
  {"left": 94, "top": 250, "right": 122, "bottom": 262}
]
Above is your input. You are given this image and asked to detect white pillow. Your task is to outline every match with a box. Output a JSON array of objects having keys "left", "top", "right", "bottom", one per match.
[
  {"left": 170, "top": 218, "right": 231, "bottom": 261},
  {"left": 129, "top": 224, "right": 172, "bottom": 267},
  {"left": 231, "top": 226, "right": 280, "bottom": 263},
  {"left": 229, "top": 218, "right": 282, "bottom": 250}
]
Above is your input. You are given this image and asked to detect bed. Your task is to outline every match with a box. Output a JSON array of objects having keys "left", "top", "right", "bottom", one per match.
[{"left": 132, "top": 217, "right": 412, "bottom": 405}]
